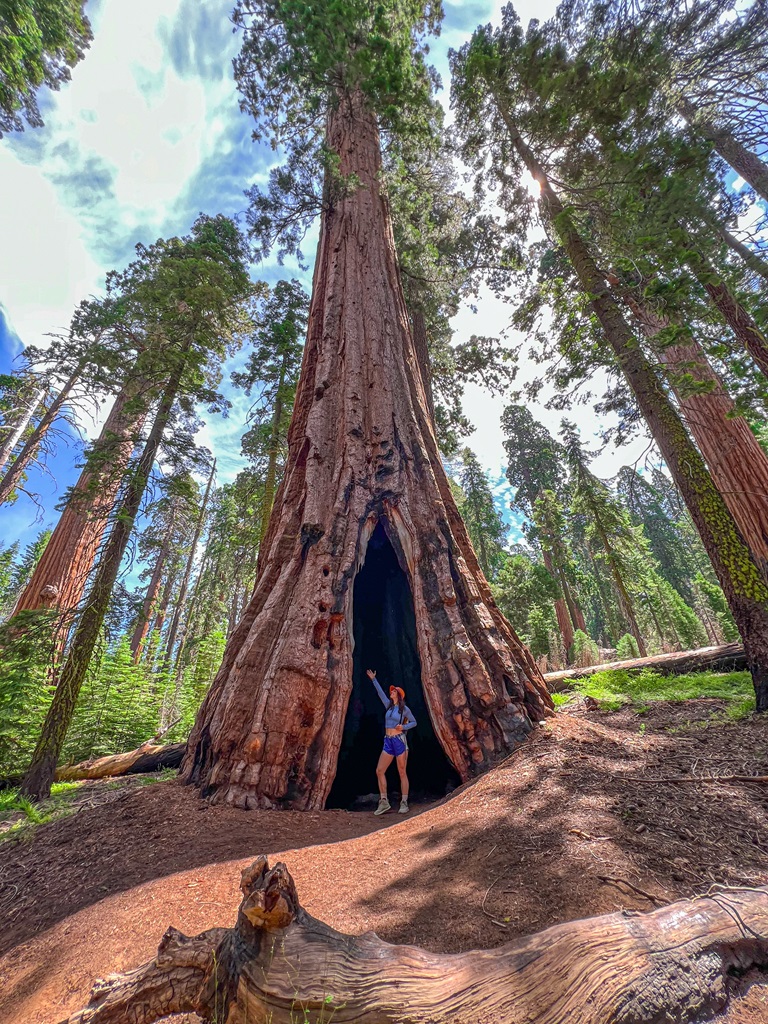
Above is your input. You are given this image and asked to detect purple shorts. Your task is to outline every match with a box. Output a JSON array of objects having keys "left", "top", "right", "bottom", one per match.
[{"left": 383, "top": 735, "right": 407, "bottom": 758}]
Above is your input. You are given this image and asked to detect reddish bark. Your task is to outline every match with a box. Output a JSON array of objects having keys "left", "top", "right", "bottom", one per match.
[
  {"left": 624, "top": 293, "right": 768, "bottom": 577},
  {"left": 13, "top": 389, "right": 145, "bottom": 622},
  {"left": 678, "top": 97, "right": 768, "bottom": 203},
  {"left": 182, "top": 89, "right": 552, "bottom": 810},
  {"left": 542, "top": 548, "right": 574, "bottom": 652}
]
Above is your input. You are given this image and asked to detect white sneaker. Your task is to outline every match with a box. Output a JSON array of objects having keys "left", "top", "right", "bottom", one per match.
[
  {"left": 398, "top": 800, "right": 409, "bottom": 814},
  {"left": 374, "top": 798, "right": 391, "bottom": 815}
]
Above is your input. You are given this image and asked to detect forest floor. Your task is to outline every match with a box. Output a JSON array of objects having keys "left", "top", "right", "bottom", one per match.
[{"left": 1, "top": 697, "right": 767, "bottom": 1024}]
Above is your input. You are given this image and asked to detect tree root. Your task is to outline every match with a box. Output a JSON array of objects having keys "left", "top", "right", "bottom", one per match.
[{"left": 61, "top": 858, "right": 768, "bottom": 1024}]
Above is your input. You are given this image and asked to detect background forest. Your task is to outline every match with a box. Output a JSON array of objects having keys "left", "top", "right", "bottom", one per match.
[{"left": 0, "top": 0, "right": 767, "bottom": 784}]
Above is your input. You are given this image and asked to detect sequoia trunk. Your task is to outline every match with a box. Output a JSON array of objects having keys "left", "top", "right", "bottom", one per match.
[
  {"left": 182, "top": 89, "right": 552, "bottom": 810},
  {"left": 13, "top": 388, "right": 145, "bottom": 627},
  {"left": 488, "top": 86, "right": 768, "bottom": 709},
  {"left": 622, "top": 292, "right": 768, "bottom": 577},
  {"left": 541, "top": 547, "right": 574, "bottom": 652}
]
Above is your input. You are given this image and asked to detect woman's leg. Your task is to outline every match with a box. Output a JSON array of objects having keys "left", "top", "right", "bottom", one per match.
[
  {"left": 396, "top": 750, "right": 409, "bottom": 801},
  {"left": 376, "top": 750, "right": 393, "bottom": 799}
]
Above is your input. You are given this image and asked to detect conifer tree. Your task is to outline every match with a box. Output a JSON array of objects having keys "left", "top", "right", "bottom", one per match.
[
  {"left": 21, "top": 215, "right": 252, "bottom": 800},
  {"left": 451, "top": 17, "right": 768, "bottom": 708},
  {"left": 184, "top": 0, "right": 552, "bottom": 811},
  {"left": 0, "top": 0, "right": 92, "bottom": 135},
  {"left": 455, "top": 447, "right": 507, "bottom": 580}
]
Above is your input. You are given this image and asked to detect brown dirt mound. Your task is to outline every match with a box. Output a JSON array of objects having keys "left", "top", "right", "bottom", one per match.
[{"left": 1, "top": 703, "right": 767, "bottom": 1024}]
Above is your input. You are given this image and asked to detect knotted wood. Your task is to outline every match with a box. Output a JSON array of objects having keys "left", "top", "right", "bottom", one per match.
[
  {"left": 62, "top": 856, "right": 768, "bottom": 1024},
  {"left": 182, "top": 87, "right": 552, "bottom": 810}
]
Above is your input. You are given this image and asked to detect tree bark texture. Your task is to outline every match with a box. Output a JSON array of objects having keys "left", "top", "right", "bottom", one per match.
[
  {"left": 20, "top": 359, "right": 187, "bottom": 801},
  {"left": 62, "top": 856, "right": 768, "bottom": 1024},
  {"left": 161, "top": 458, "right": 216, "bottom": 680},
  {"left": 719, "top": 225, "right": 768, "bottom": 285},
  {"left": 0, "top": 365, "right": 82, "bottom": 506},
  {"left": 678, "top": 96, "right": 768, "bottom": 202},
  {"left": 0, "top": 384, "right": 45, "bottom": 474},
  {"left": 541, "top": 547, "right": 574, "bottom": 652},
  {"left": 489, "top": 89, "right": 768, "bottom": 710},
  {"left": 13, "top": 389, "right": 145, "bottom": 624},
  {"left": 182, "top": 89, "right": 552, "bottom": 811},
  {"left": 544, "top": 640, "right": 746, "bottom": 688},
  {"left": 623, "top": 292, "right": 768, "bottom": 577},
  {"left": 685, "top": 243, "right": 768, "bottom": 379},
  {"left": 55, "top": 741, "right": 184, "bottom": 781},
  {"left": 411, "top": 305, "right": 437, "bottom": 424}
]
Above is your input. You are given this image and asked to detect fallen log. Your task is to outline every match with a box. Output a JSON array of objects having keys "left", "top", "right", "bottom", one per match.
[
  {"left": 54, "top": 742, "right": 185, "bottom": 782},
  {"left": 62, "top": 856, "right": 768, "bottom": 1024},
  {"left": 545, "top": 642, "right": 746, "bottom": 690}
]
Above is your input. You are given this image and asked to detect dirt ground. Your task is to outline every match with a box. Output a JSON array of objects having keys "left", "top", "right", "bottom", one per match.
[{"left": 1, "top": 699, "right": 767, "bottom": 1024}]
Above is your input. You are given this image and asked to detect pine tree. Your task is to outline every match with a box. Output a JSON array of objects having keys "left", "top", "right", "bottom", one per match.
[{"left": 455, "top": 448, "right": 507, "bottom": 580}]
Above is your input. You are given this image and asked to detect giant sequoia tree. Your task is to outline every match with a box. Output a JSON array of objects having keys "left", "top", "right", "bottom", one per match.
[
  {"left": 183, "top": 0, "right": 552, "bottom": 811},
  {"left": 451, "top": 16, "right": 768, "bottom": 709}
]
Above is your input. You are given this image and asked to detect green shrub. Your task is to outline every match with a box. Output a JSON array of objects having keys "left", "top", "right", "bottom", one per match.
[
  {"left": 616, "top": 633, "right": 640, "bottom": 660},
  {"left": 570, "top": 629, "right": 599, "bottom": 668}
]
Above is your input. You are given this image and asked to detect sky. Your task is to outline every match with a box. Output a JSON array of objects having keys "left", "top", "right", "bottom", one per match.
[{"left": 0, "top": 0, "right": 657, "bottom": 553}]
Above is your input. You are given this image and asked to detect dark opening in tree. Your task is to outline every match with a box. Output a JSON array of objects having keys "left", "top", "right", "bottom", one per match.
[{"left": 327, "top": 521, "right": 459, "bottom": 808}]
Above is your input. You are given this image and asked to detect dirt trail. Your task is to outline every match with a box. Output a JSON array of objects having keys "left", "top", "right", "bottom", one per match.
[{"left": 1, "top": 703, "right": 767, "bottom": 1024}]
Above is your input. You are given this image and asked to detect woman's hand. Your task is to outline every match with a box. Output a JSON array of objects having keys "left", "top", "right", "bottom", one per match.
[
  {"left": 366, "top": 668, "right": 376, "bottom": 680},
  {"left": 394, "top": 725, "right": 403, "bottom": 733}
]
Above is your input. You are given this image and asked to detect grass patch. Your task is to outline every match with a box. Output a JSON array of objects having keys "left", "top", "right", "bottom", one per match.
[
  {"left": 0, "top": 780, "right": 82, "bottom": 840},
  {"left": 561, "top": 668, "right": 754, "bottom": 719}
]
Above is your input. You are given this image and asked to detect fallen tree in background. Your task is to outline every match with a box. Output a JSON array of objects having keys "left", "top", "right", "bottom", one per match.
[
  {"left": 545, "top": 642, "right": 746, "bottom": 690},
  {"left": 63, "top": 856, "right": 768, "bottom": 1024},
  {"left": 55, "top": 742, "right": 184, "bottom": 782}
]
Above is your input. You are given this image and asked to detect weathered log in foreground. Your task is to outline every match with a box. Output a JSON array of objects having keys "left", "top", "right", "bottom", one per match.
[
  {"left": 55, "top": 742, "right": 184, "bottom": 781},
  {"left": 545, "top": 642, "right": 746, "bottom": 690},
  {"left": 62, "top": 856, "right": 768, "bottom": 1024}
]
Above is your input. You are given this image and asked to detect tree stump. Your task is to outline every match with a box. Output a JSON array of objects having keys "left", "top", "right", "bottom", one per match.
[{"left": 62, "top": 857, "right": 768, "bottom": 1024}]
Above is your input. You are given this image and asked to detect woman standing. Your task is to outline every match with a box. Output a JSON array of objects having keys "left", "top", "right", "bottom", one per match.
[{"left": 366, "top": 668, "right": 417, "bottom": 815}]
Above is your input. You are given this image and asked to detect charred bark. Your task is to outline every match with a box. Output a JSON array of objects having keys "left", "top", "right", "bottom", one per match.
[
  {"left": 62, "top": 856, "right": 768, "bottom": 1024},
  {"left": 182, "top": 89, "right": 552, "bottom": 811}
]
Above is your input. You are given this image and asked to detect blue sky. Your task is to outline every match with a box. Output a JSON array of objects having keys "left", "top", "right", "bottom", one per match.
[{"left": 0, "top": 0, "right": 659, "bottom": 556}]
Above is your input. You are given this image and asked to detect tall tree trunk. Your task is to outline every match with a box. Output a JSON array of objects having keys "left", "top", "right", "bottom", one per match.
[
  {"left": 0, "top": 365, "right": 81, "bottom": 505},
  {"left": 411, "top": 306, "right": 436, "bottom": 424},
  {"left": 558, "top": 565, "right": 587, "bottom": 632},
  {"left": 541, "top": 548, "right": 574, "bottom": 651},
  {"left": 130, "top": 525, "right": 175, "bottom": 662},
  {"left": 145, "top": 568, "right": 178, "bottom": 666},
  {"left": 260, "top": 359, "right": 286, "bottom": 547},
  {"left": 677, "top": 96, "right": 768, "bottom": 202},
  {"left": 489, "top": 86, "right": 768, "bottom": 708},
  {"left": 0, "top": 384, "right": 45, "bottom": 474},
  {"left": 13, "top": 388, "right": 146, "bottom": 629},
  {"left": 684, "top": 243, "right": 768, "bottom": 378},
  {"left": 182, "top": 88, "right": 552, "bottom": 811},
  {"left": 621, "top": 290, "right": 768, "bottom": 577},
  {"left": 161, "top": 459, "right": 216, "bottom": 678},
  {"left": 20, "top": 358, "right": 187, "bottom": 802},
  {"left": 718, "top": 225, "right": 768, "bottom": 285},
  {"left": 591, "top": 519, "right": 648, "bottom": 658}
]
